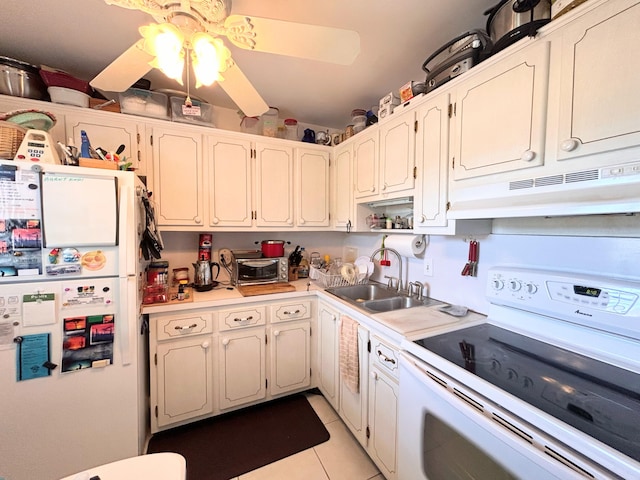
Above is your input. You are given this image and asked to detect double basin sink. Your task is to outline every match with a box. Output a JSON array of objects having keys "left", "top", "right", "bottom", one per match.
[{"left": 326, "top": 283, "right": 442, "bottom": 313}]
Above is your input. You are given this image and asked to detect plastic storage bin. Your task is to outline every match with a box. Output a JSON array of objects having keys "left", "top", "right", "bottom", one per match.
[
  {"left": 119, "top": 88, "right": 168, "bottom": 119},
  {"left": 170, "top": 96, "right": 214, "bottom": 126}
]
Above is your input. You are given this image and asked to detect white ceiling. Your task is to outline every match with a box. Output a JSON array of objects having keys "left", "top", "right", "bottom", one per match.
[{"left": 0, "top": 0, "right": 498, "bottom": 129}]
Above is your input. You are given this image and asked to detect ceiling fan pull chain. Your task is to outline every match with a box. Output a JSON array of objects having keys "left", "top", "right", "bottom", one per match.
[{"left": 185, "top": 50, "right": 192, "bottom": 107}]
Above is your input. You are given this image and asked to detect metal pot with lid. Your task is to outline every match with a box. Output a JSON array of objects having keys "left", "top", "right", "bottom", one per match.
[
  {"left": 484, "top": 0, "right": 551, "bottom": 54},
  {"left": 0, "top": 56, "right": 48, "bottom": 100},
  {"left": 255, "top": 240, "right": 291, "bottom": 258}
]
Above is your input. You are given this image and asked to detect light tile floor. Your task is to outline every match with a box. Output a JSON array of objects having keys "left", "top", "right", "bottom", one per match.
[{"left": 230, "top": 392, "right": 384, "bottom": 480}]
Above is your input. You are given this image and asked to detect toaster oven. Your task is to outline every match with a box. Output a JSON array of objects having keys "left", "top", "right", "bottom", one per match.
[{"left": 230, "top": 250, "right": 288, "bottom": 286}]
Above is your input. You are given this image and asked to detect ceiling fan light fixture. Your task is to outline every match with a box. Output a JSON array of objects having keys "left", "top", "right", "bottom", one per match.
[
  {"left": 191, "top": 32, "right": 223, "bottom": 87},
  {"left": 140, "top": 22, "right": 186, "bottom": 84}
]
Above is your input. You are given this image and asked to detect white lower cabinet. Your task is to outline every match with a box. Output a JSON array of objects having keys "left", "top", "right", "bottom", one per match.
[
  {"left": 149, "top": 297, "right": 313, "bottom": 430},
  {"left": 217, "top": 304, "right": 267, "bottom": 410},
  {"left": 317, "top": 300, "right": 340, "bottom": 410},
  {"left": 150, "top": 312, "right": 214, "bottom": 433},
  {"left": 339, "top": 322, "right": 369, "bottom": 448},
  {"left": 367, "top": 335, "right": 400, "bottom": 480},
  {"left": 219, "top": 325, "right": 267, "bottom": 409},
  {"left": 269, "top": 320, "right": 311, "bottom": 396}
]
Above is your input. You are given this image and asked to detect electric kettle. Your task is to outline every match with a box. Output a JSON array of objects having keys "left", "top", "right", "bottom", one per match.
[{"left": 192, "top": 256, "right": 220, "bottom": 291}]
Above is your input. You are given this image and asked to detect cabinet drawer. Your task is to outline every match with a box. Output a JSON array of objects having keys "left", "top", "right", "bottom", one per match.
[
  {"left": 270, "top": 300, "right": 312, "bottom": 323},
  {"left": 218, "top": 305, "right": 266, "bottom": 331},
  {"left": 370, "top": 336, "right": 399, "bottom": 379},
  {"left": 155, "top": 312, "right": 213, "bottom": 341}
]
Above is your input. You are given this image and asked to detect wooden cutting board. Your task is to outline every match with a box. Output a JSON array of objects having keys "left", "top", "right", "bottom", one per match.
[{"left": 237, "top": 283, "right": 296, "bottom": 297}]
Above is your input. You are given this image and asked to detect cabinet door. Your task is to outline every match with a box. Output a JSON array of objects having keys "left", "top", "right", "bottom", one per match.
[
  {"left": 155, "top": 335, "right": 213, "bottom": 430},
  {"left": 414, "top": 93, "right": 450, "bottom": 228},
  {"left": 379, "top": 109, "right": 416, "bottom": 196},
  {"left": 368, "top": 367, "right": 399, "bottom": 480},
  {"left": 254, "top": 141, "right": 294, "bottom": 227},
  {"left": 218, "top": 327, "right": 266, "bottom": 409},
  {"left": 207, "top": 135, "right": 253, "bottom": 227},
  {"left": 339, "top": 324, "right": 369, "bottom": 447},
  {"left": 296, "top": 148, "right": 330, "bottom": 227},
  {"left": 353, "top": 129, "right": 379, "bottom": 199},
  {"left": 451, "top": 41, "right": 549, "bottom": 180},
  {"left": 269, "top": 320, "right": 311, "bottom": 396},
  {"left": 151, "top": 126, "right": 204, "bottom": 226},
  {"left": 65, "top": 113, "right": 146, "bottom": 176},
  {"left": 555, "top": 0, "right": 640, "bottom": 161},
  {"left": 332, "top": 143, "right": 354, "bottom": 230},
  {"left": 317, "top": 301, "right": 340, "bottom": 410}
]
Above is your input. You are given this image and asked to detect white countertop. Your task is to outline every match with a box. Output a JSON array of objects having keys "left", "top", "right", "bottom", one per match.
[{"left": 142, "top": 279, "right": 486, "bottom": 340}]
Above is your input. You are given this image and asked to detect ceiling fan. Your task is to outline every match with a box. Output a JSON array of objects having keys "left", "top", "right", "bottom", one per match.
[{"left": 90, "top": 0, "right": 361, "bottom": 117}]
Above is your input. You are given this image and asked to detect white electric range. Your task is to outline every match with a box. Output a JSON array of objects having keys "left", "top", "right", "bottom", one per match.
[{"left": 398, "top": 266, "right": 640, "bottom": 480}]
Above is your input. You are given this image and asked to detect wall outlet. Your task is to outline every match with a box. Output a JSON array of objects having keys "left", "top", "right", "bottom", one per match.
[{"left": 423, "top": 257, "right": 433, "bottom": 276}]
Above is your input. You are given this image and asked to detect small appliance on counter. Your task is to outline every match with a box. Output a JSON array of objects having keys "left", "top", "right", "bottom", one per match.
[
  {"left": 228, "top": 249, "right": 288, "bottom": 287},
  {"left": 192, "top": 255, "right": 220, "bottom": 292}
]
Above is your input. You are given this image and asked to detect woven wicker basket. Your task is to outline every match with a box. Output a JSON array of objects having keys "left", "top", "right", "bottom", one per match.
[{"left": 0, "top": 121, "right": 27, "bottom": 159}]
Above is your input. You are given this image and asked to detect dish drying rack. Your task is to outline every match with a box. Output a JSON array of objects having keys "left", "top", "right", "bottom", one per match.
[{"left": 309, "top": 265, "right": 370, "bottom": 288}]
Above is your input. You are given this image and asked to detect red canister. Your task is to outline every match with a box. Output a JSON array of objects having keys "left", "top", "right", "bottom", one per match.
[{"left": 198, "top": 233, "right": 212, "bottom": 261}]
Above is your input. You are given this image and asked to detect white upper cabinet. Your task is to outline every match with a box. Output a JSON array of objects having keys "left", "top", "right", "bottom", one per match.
[
  {"left": 450, "top": 40, "right": 550, "bottom": 180},
  {"left": 554, "top": 0, "right": 640, "bottom": 161},
  {"left": 296, "top": 147, "right": 330, "bottom": 228},
  {"left": 353, "top": 128, "right": 380, "bottom": 199},
  {"left": 150, "top": 126, "right": 204, "bottom": 227},
  {"left": 332, "top": 142, "right": 354, "bottom": 231},
  {"left": 207, "top": 134, "right": 253, "bottom": 228},
  {"left": 378, "top": 108, "right": 416, "bottom": 197},
  {"left": 254, "top": 141, "right": 295, "bottom": 227},
  {"left": 414, "top": 92, "right": 450, "bottom": 229},
  {"left": 65, "top": 113, "right": 147, "bottom": 176}
]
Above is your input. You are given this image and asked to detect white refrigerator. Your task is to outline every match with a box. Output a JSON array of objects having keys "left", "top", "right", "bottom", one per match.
[{"left": 0, "top": 159, "right": 153, "bottom": 480}]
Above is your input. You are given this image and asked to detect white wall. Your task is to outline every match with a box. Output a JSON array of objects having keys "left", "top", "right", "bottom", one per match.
[
  {"left": 158, "top": 230, "right": 348, "bottom": 284},
  {"left": 344, "top": 230, "right": 640, "bottom": 315}
]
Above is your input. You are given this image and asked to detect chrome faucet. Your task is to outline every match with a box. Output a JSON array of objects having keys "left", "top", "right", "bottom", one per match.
[
  {"left": 408, "top": 281, "right": 424, "bottom": 300},
  {"left": 370, "top": 247, "right": 403, "bottom": 292}
]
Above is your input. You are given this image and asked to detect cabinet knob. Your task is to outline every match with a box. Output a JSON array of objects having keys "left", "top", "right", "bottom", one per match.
[
  {"left": 370, "top": 371, "right": 378, "bottom": 380},
  {"left": 195, "top": 217, "right": 202, "bottom": 224},
  {"left": 212, "top": 217, "right": 219, "bottom": 225},
  {"left": 299, "top": 219, "right": 305, "bottom": 225},
  {"left": 419, "top": 214, "right": 426, "bottom": 224},
  {"left": 222, "top": 338, "right": 230, "bottom": 346},
  {"left": 561, "top": 138, "right": 580, "bottom": 152},
  {"left": 201, "top": 341, "right": 210, "bottom": 349},
  {"left": 521, "top": 150, "right": 536, "bottom": 162},
  {"left": 382, "top": 183, "right": 387, "bottom": 191},
  {"left": 274, "top": 330, "right": 280, "bottom": 337},
  {"left": 370, "top": 186, "right": 376, "bottom": 192}
]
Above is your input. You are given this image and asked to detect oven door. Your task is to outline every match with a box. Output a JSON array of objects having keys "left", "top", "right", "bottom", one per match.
[{"left": 398, "top": 352, "right": 617, "bottom": 480}]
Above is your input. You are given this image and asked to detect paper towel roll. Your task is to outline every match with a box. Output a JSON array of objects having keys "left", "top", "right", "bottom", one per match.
[{"left": 384, "top": 234, "right": 428, "bottom": 258}]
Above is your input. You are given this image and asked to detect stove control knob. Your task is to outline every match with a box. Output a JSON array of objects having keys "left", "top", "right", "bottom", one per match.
[
  {"left": 525, "top": 282, "right": 538, "bottom": 294},
  {"left": 490, "top": 359, "right": 501, "bottom": 373},
  {"left": 507, "top": 368, "right": 518, "bottom": 381},
  {"left": 492, "top": 279, "right": 505, "bottom": 290},
  {"left": 509, "top": 280, "right": 522, "bottom": 292},
  {"left": 523, "top": 376, "right": 534, "bottom": 389}
]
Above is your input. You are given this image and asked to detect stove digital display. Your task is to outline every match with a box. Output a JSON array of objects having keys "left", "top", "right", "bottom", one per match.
[{"left": 574, "top": 285, "right": 601, "bottom": 297}]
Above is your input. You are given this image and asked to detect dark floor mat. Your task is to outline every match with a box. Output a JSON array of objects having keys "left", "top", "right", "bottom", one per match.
[{"left": 147, "top": 393, "right": 330, "bottom": 480}]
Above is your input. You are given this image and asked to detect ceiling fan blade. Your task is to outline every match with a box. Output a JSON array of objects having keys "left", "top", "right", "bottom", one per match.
[
  {"left": 90, "top": 42, "right": 154, "bottom": 92},
  {"left": 218, "top": 62, "right": 269, "bottom": 117},
  {"left": 224, "top": 15, "right": 360, "bottom": 66}
]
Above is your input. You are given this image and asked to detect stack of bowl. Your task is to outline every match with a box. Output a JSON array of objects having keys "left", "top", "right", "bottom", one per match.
[{"left": 351, "top": 108, "right": 367, "bottom": 133}]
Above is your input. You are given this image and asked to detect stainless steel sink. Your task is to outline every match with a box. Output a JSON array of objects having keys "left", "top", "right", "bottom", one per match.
[
  {"left": 326, "top": 283, "right": 399, "bottom": 303},
  {"left": 326, "top": 283, "right": 442, "bottom": 313}
]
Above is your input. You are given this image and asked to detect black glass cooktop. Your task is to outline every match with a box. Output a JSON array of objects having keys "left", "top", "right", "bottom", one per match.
[{"left": 414, "top": 324, "right": 640, "bottom": 463}]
